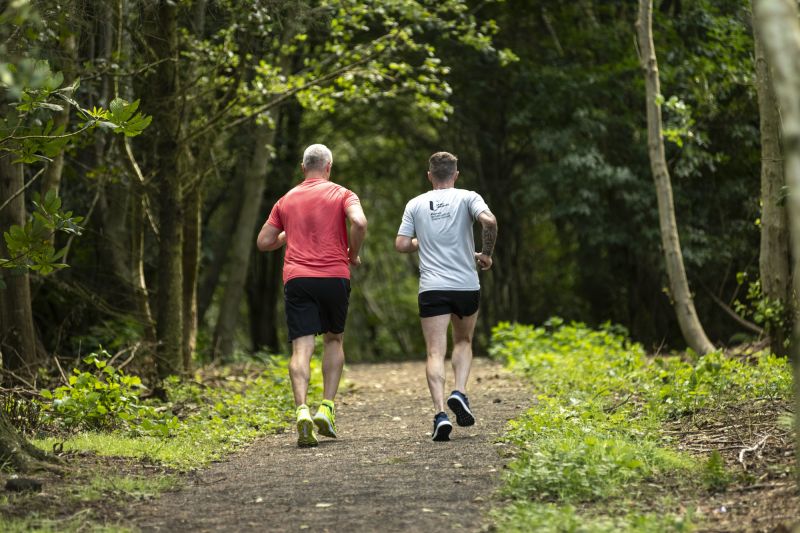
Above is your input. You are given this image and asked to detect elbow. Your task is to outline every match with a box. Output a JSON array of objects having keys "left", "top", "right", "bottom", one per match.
[
  {"left": 256, "top": 237, "right": 267, "bottom": 252},
  {"left": 353, "top": 216, "right": 368, "bottom": 232}
]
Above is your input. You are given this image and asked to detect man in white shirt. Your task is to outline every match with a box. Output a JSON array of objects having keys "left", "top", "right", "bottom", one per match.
[{"left": 395, "top": 152, "right": 497, "bottom": 441}]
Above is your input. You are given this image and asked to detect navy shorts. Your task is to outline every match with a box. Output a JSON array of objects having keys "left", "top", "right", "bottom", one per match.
[
  {"left": 284, "top": 277, "right": 351, "bottom": 341},
  {"left": 418, "top": 290, "right": 480, "bottom": 319}
]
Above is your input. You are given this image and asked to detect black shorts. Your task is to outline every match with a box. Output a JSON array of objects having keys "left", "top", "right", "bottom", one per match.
[
  {"left": 284, "top": 277, "right": 351, "bottom": 341},
  {"left": 418, "top": 290, "right": 480, "bottom": 319}
]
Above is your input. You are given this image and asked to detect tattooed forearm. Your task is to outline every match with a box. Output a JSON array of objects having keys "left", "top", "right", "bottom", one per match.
[{"left": 481, "top": 222, "right": 497, "bottom": 256}]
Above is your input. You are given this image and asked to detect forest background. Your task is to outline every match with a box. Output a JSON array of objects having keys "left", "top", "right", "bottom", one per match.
[{"left": 0, "top": 0, "right": 789, "bottom": 383}]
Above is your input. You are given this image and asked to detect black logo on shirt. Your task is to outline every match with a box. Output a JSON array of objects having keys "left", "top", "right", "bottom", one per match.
[{"left": 429, "top": 200, "right": 451, "bottom": 221}]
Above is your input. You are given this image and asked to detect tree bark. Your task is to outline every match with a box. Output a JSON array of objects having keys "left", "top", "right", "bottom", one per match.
[
  {"left": 0, "top": 410, "right": 57, "bottom": 472},
  {"left": 197, "top": 179, "right": 243, "bottom": 325},
  {"left": 40, "top": 0, "right": 80, "bottom": 200},
  {"left": 182, "top": 167, "right": 201, "bottom": 370},
  {"left": 753, "top": 0, "right": 800, "bottom": 495},
  {"left": 180, "top": 0, "right": 209, "bottom": 370},
  {"left": 0, "top": 156, "right": 38, "bottom": 381},
  {"left": 636, "top": 0, "right": 715, "bottom": 355},
  {"left": 752, "top": 2, "right": 791, "bottom": 356},
  {"left": 145, "top": 3, "right": 183, "bottom": 377},
  {"left": 213, "top": 122, "right": 276, "bottom": 359}
]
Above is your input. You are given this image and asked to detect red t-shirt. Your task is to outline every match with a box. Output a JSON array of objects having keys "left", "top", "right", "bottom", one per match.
[{"left": 267, "top": 178, "right": 361, "bottom": 283}]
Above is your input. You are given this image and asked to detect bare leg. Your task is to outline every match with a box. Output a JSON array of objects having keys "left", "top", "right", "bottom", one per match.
[
  {"left": 421, "top": 314, "right": 452, "bottom": 413},
  {"left": 289, "top": 335, "right": 315, "bottom": 406},
  {"left": 451, "top": 311, "right": 479, "bottom": 394},
  {"left": 322, "top": 332, "right": 345, "bottom": 401}
]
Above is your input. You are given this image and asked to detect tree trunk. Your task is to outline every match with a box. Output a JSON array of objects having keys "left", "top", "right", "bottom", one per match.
[
  {"left": 636, "top": 0, "right": 715, "bottom": 355},
  {"left": 180, "top": 0, "right": 209, "bottom": 371},
  {"left": 0, "top": 410, "right": 57, "bottom": 472},
  {"left": 753, "top": 0, "right": 800, "bottom": 496},
  {"left": 182, "top": 172, "right": 201, "bottom": 370},
  {"left": 248, "top": 249, "right": 282, "bottom": 352},
  {"left": 131, "top": 183, "right": 157, "bottom": 343},
  {"left": 41, "top": 2, "right": 80, "bottom": 200},
  {"left": 145, "top": 3, "right": 183, "bottom": 377},
  {"left": 0, "top": 157, "right": 38, "bottom": 381},
  {"left": 197, "top": 179, "right": 243, "bottom": 326},
  {"left": 752, "top": 2, "right": 791, "bottom": 356},
  {"left": 212, "top": 123, "right": 276, "bottom": 359},
  {"left": 248, "top": 102, "right": 302, "bottom": 353}
]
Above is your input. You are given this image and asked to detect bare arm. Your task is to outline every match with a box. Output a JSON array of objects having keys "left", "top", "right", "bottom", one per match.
[
  {"left": 394, "top": 235, "right": 419, "bottom": 253},
  {"left": 475, "top": 210, "right": 497, "bottom": 270},
  {"left": 346, "top": 203, "right": 368, "bottom": 265},
  {"left": 256, "top": 222, "right": 286, "bottom": 252}
]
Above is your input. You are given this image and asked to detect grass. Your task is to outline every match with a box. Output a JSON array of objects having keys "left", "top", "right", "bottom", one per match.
[
  {"left": 489, "top": 319, "right": 792, "bottom": 531},
  {"left": 32, "top": 356, "right": 322, "bottom": 470},
  {"left": 72, "top": 473, "right": 179, "bottom": 502},
  {"left": 3, "top": 354, "right": 325, "bottom": 532},
  {"left": 0, "top": 516, "right": 134, "bottom": 533},
  {"left": 492, "top": 502, "right": 695, "bottom": 533}
]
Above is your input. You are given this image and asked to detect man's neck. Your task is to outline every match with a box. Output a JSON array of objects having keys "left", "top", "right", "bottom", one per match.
[
  {"left": 304, "top": 172, "right": 329, "bottom": 181},
  {"left": 432, "top": 181, "right": 455, "bottom": 190}
]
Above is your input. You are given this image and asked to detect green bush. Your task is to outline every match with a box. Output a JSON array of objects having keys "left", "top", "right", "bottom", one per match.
[
  {"left": 35, "top": 355, "right": 310, "bottom": 469},
  {"left": 39, "top": 350, "right": 178, "bottom": 437},
  {"left": 489, "top": 319, "right": 792, "bottom": 530}
]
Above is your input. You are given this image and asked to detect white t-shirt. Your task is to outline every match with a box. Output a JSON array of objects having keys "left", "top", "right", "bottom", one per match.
[{"left": 398, "top": 187, "right": 490, "bottom": 293}]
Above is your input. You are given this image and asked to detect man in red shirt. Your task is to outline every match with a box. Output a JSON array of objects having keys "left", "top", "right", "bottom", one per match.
[{"left": 256, "top": 144, "right": 367, "bottom": 447}]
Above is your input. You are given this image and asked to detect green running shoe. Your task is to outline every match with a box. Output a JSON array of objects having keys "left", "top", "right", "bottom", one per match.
[
  {"left": 313, "top": 399, "right": 337, "bottom": 438},
  {"left": 296, "top": 404, "right": 318, "bottom": 448}
]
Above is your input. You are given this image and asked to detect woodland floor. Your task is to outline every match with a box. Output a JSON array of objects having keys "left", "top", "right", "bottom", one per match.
[{"left": 2, "top": 357, "right": 797, "bottom": 532}]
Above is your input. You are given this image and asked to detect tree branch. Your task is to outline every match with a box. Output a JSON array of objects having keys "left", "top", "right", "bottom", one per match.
[{"left": 0, "top": 167, "right": 45, "bottom": 214}]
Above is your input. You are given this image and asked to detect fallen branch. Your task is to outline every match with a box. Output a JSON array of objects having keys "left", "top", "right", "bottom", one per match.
[
  {"left": 701, "top": 283, "right": 764, "bottom": 335},
  {"left": 737, "top": 434, "right": 769, "bottom": 470}
]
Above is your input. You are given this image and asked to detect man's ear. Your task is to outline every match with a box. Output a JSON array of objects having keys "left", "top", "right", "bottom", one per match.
[
  {"left": 301, "top": 163, "right": 306, "bottom": 175},
  {"left": 454, "top": 170, "right": 459, "bottom": 183},
  {"left": 427, "top": 171, "right": 433, "bottom": 184}
]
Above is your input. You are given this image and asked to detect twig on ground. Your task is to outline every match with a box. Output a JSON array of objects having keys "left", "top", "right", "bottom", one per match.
[
  {"left": 53, "top": 356, "right": 68, "bottom": 385},
  {"left": 603, "top": 392, "right": 634, "bottom": 413},
  {"left": 738, "top": 434, "right": 769, "bottom": 470}
]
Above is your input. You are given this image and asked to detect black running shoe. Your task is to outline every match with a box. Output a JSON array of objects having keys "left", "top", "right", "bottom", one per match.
[
  {"left": 432, "top": 411, "right": 452, "bottom": 441},
  {"left": 447, "top": 390, "right": 475, "bottom": 426}
]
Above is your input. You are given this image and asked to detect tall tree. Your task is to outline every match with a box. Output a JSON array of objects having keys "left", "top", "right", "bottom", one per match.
[
  {"left": 0, "top": 157, "right": 37, "bottom": 380},
  {"left": 213, "top": 121, "right": 276, "bottom": 358},
  {"left": 752, "top": 0, "right": 800, "bottom": 490},
  {"left": 636, "top": 0, "right": 715, "bottom": 355},
  {"left": 40, "top": 0, "right": 81, "bottom": 200},
  {"left": 752, "top": 1, "right": 791, "bottom": 356},
  {"left": 144, "top": 2, "right": 184, "bottom": 377}
]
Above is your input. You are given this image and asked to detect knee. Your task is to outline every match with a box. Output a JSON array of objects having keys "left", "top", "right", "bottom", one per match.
[
  {"left": 289, "top": 356, "right": 308, "bottom": 376},
  {"left": 453, "top": 334, "right": 473, "bottom": 346},
  {"left": 427, "top": 349, "right": 446, "bottom": 360},
  {"left": 324, "top": 333, "right": 343, "bottom": 346}
]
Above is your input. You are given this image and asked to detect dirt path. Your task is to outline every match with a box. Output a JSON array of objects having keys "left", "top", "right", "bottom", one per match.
[{"left": 133, "top": 358, "right": 529, "bottom": 532}]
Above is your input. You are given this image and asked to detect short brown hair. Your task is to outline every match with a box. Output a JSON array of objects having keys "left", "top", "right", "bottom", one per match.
[{"left": 428, "top": 152, "right": 458, "bottom": 182}]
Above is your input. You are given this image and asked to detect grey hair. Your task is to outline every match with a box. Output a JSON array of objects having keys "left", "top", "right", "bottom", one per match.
[{"left": 302, "top": 144, "right": 333, "bottom": 171}]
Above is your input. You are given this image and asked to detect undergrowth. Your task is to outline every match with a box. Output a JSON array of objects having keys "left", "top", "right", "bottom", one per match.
[
  {"left": 489, "top": 319, "right": 791, "bottom": 532},
  {"left": 32, "top": 354, "right": 321, "bottom": 470}
]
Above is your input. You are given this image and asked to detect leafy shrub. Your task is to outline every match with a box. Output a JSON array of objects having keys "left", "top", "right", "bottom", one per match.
[
  {"left": 489, "top": 319, "right": 791, "bottom": 529},
  {"left": 35, "top": 355, "right": 310, "bottom": 469},
  {"left": 39, "top": 350, "right": 178, "bottom": 437}
]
